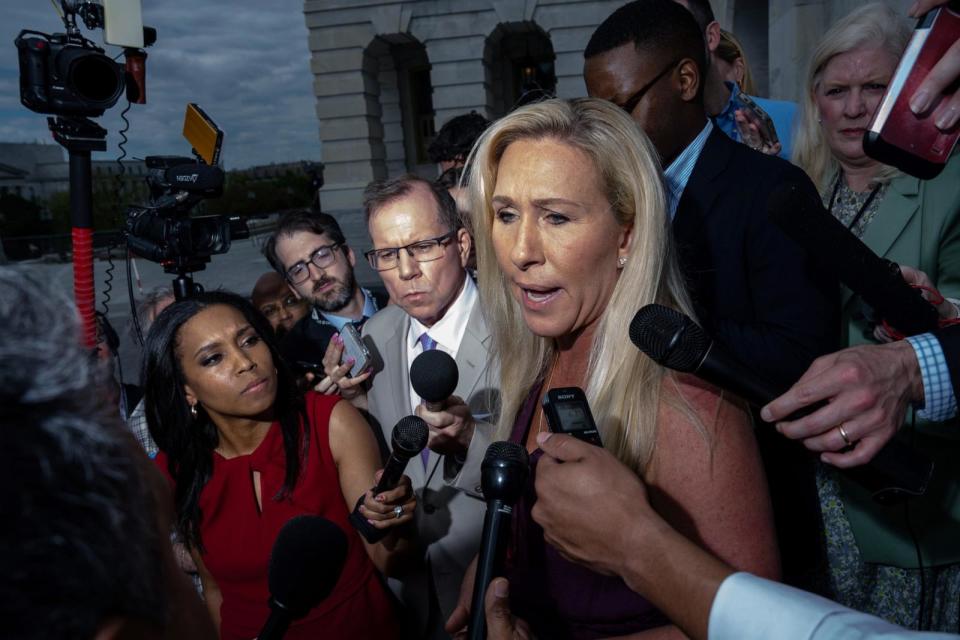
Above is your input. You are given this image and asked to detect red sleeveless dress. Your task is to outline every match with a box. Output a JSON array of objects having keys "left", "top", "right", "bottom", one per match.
[{"left": 156, "top": 392, "right": 399, "bottom": 640}]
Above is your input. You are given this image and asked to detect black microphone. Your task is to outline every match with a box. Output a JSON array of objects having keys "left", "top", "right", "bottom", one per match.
[
  {"left": 259, "top": 515, "right": 348, "bottom": 640},
  {"left": 375, "top": 415, "right": 429, "bottom": 494},
  {"left": 410, "top": 349, "right": 459, "bottom": 411},
  {"left": 629, "top": 304, "right": 933, "bottom": 505},
  {"left": 349, "top": 415, "right": 428, "bottom": 543},
  {"left": 468, "top": 441, "right": 530, "bottom": 640},
  {"left": 768, "top": 181, "right": 940, "bottom": 336}
]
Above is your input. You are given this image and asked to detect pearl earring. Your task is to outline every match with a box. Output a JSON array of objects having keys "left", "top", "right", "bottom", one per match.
[
  {"left": 618, "top": 256, "right": 627, "bottom": 267},
  {"left": 190, "top": 404, "right": 198, "bottom": 418}
]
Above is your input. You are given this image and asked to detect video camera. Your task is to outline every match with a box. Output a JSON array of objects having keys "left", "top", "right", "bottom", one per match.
[{"left": 125, "top": 155, "right": 249, "bottom": 264}]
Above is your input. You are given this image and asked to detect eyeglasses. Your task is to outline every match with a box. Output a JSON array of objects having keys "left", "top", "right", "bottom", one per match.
[
  {"left": 617, "top": 58, "right": 683, "bottom": 115},
  {"left": 285, "top": 242, "right": 343, "bottom": 284},
  {"left": 364, "top": 230, "right": 457, "bottom": 272}
]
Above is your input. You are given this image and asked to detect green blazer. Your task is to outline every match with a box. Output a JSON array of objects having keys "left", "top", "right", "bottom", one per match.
[{"left": 837, "top": 155, "right": 960, "bottom": 569}]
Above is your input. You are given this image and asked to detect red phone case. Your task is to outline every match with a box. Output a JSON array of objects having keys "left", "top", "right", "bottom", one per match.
[{"left": 864, "top": 3, "right": 960, "bottom": 179}]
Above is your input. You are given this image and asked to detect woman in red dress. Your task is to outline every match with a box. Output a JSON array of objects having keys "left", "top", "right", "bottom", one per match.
[{"left": 144, "top": 291, "right": 412, "bottom": 639}]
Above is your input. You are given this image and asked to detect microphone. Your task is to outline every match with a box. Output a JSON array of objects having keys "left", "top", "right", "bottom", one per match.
[
  {"left": 768, "top": 181, "right": 940, "bottom": 336},
  {"left": 259, "top": 515, "right": 348, "bottom": 640},
  {"left": 468, "top": 441, "right": 530, "bottom": 640},
  {"left": 629, "top": 304, "right": 933, "bottom": 505},
  {"left": 375, "top": 415, "right": 429, "bottom": 494},
  {"left": 349, "top": 416, "right": 428, "bottom": 543},
  {"left": 411, "top": 349, "right": 459, "bottom": 411}
]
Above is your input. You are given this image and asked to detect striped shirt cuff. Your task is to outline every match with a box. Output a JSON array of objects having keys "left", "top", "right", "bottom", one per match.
[{"left": 906, "top": 333, "right": 957, "bottom": 422}]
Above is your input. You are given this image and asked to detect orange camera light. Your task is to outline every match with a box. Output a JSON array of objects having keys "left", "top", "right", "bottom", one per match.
[{"left": 182, "top": 103, "right": 223, "bottom": 166}]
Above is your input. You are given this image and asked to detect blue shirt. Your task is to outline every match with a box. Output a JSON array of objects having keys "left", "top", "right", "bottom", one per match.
[
  {"left": 907, "top": 332, "right": 957, "bottom": 422},
  {"left": 664, "top": 120, "right": 713, "bottom": 219},
  {"left": 315, "top": 287, "right": 379, "bottom": 331},
  {"left": 714, "top": 82, "right": 798, "bottom": 161}
]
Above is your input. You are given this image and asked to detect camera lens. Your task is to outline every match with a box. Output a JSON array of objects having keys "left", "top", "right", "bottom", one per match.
[{"left": 58, "top": 48, "right": 124, "bottom": 108}]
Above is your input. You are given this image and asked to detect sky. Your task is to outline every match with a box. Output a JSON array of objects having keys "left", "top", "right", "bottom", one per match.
[{"left": 1, "top": 1, "right": 322, "bottom": 170}]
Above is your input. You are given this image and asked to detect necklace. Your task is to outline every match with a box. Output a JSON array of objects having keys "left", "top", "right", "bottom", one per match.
[
  {"left": 536, "top": 353, "right": 559, "bottom": 437},
  {"left": 827, "top": 169, "right": 881, "bottom": 234}
]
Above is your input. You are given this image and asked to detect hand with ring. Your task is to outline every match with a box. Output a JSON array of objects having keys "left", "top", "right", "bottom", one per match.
[
  {"left": 837, "top": 424, "right": 854, "bottom": 448},
  {"left": 357, "top": 469, "right": 417, "bottom": 531}
]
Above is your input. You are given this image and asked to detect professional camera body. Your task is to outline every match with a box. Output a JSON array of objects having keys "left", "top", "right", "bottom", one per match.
[
  {"left": 16, "top": 29, "right": 124, "bottom": 118},
  {"left": 125, "top": 156, "right": 249, "bottom": 266}
]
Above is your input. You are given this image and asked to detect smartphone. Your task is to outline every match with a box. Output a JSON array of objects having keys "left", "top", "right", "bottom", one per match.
[
  {"left": 182, "top": 103, "right": 223, "bottom": 166},
  {"left": 864, "top": 2, "right": 960, "bottom": 179},
  {"left": 339, "top": 324, "right": 371, "bottom": 378},
  {"left": 541, "top": 387, "right": 603, "bottom": 447},
  {"left": 735, "top": 90, "right": 779, "bottom": 149}
]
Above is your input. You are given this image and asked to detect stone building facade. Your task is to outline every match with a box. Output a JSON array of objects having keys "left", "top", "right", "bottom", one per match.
[{"left": 302, "top": 0, "right": 905, "bottom": 243}]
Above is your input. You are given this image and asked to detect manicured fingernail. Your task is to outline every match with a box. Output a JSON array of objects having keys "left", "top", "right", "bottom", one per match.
[
  {"left": 375, "top": 494, "right": 385, "bottom": 502},
  {"left": 334, "top": 334, "right": 342, "bottom": 344},
  {"left": 936, "top": 105, "right": 960, "bottom": 131},
  {"left": 910, "top": 90, "right": 932, "bottom": 115},
  {"left": 346, "top": 357, "right": 355, "bottom": 364},
  {"left": 760, "top": 407, "right": 772, "bottom": 422},
  {"left": 364, "top": 367, "right": 373, "bottom": 374},
  {"left": 494, "top": 579, "right": 508, "bottom": 598},
  {"left": 536, "top": 432, "right": 552, "bottom": 445}
]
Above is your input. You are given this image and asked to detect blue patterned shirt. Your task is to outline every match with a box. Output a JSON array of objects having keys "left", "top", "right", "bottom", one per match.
[
  {"left": 906, "top": 332, "right": 957, "bottom": 422},
  {"left": 664, "top": 120, "right": 713, "bottom": 220}
]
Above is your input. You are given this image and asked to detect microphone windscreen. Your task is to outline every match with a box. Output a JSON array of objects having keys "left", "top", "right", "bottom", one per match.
[
  {"left": 391, "top": 415, "right": 429, "bottom": 456},
  {"left": 483, "top": 441, "right": 528, "bottom": 466},
  {"left": 268, "top": 516, "right": 348, "bottom": 617},
  {"left": 410, "top": 349, "right": 459, "bottom": 403},
  {"left": 480, "top": 441, "right": 530, "bottom": 503},
  {"left": 629, "top": 304, "right": 710, "bottom": 372}
]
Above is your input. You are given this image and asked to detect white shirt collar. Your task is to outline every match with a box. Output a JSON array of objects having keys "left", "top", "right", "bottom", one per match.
[{"left": 406, "top": 273, "right": 477, "bottom": 359}]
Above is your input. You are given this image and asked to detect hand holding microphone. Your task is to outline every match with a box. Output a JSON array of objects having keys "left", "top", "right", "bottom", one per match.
[
  {"left": 629, "top": 304, "right": 934, "bottom": 504},
  {"left": 349, "top": 416, "right": 426, "bottom": 543},
  {"left": 411, "top": 349, "right": 476, "bottom": 457}
]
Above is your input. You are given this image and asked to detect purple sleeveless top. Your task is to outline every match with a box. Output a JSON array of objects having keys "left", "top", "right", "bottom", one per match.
[{"left": 506, "top": 383, "right": 669, "bottom": 639}]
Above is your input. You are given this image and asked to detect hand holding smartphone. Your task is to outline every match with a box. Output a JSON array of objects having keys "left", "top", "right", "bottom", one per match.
[
  {"left": 339, "top": 324, "right": 371, "bottom": 378},
  {"left": 864, "top": 1, "right": 960, "bottom": 179}
]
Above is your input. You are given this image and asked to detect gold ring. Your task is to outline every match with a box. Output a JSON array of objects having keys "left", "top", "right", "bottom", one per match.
[{"left": 838, "top": 424, "right": 852, "bottom": 446}]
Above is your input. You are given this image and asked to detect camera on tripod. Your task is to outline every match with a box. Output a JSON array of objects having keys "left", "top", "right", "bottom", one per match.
[{"left": 125, "top": 155, "right": 249, "bottom": 264}]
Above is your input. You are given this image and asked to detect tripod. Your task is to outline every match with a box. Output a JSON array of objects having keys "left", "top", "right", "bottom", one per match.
[{"left": 49, "top": 115, "right": 106, "bottom": 348}]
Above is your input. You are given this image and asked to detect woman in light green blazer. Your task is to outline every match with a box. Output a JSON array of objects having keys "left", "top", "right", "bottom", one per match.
[{"left": 793, "top": 3, "right": 960, "bottom": 632}]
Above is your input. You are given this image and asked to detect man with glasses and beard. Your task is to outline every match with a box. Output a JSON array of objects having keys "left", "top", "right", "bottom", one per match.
[
  {"left": 264, "top": 209, "right": 385, "bottom": 395},
  {"left": 344, "top": 174, "right": 496, "bottom": 640}
]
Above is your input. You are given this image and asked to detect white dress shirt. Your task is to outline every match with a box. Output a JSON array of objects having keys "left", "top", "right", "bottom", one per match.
[
  {"left": 405, "top": 274, "right": 478, "bottom": 413},
  {"left": 709, "top": 572, "right": 960, "bottom": 639}
]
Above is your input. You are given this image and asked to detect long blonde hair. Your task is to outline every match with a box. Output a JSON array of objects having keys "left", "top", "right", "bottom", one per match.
[
  {"left": 717, "top": 29, "right": 756, "bottom": 96},
  {"left": 792, "top": 3, "right": 910, "bottom": 191},
  {"left": 465, "top": 98, "right": 694, "bottom": 474}
]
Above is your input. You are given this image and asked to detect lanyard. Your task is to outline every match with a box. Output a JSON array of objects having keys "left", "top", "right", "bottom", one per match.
[{"left": 828, "top": 170, "right": 881, "bottom": 233}]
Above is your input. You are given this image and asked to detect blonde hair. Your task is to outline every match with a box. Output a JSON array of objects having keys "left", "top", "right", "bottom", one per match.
[
  {"left": 465, "top": 98, "right": 694, "bottom": 474},
  {"left": 717, "top": 29, "right": 756, "bottom": 96},
  {"left": 792, "top": 3, "right": 910, "bottom": 191}
]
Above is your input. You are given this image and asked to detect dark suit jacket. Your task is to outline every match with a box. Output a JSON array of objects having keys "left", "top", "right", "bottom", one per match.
[
  {"left": 673, "top": 128, "right": 840, "bottom": 390},
  {"left": 673, "top": 128, "right": 840, "bottom": 591}
]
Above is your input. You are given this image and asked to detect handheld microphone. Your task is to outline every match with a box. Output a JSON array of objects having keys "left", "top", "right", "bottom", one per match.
[
  {"left": 411, "top": 349, "right": 459, "bottom": 411},
  {"left": 468, "top": 441, "right": 530, "bottom": 640},
  {"left": 768, "top": 181, "right": 940, "bottom": 336},
  {"left": 629, "top": 304, "right": 933, "bottom": 505},
  {"left": 259, "top": 515, "right": 348, "bottom": 640},
  {"left": 375, "top": 415, "right": 429, "bottom": 494},
  {"left": 349, "top": 416, "right": 428, "bottom": 543}
]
